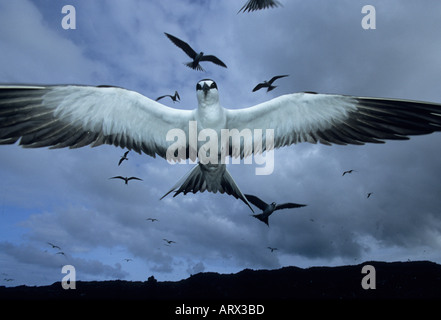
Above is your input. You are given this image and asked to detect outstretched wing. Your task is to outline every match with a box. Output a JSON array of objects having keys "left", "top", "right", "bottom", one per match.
[
  {"left": 225, "top": 92, "right": 441, "bottom": 158},
  {"left": 127, "top": 177, "right": 143, "bottom": 181},
  {"left": 244, "top": 194, "right": 268, "bottom": 210},
  {"left": 268, "top": 74, "right": 289, "bottom": 84},
  {"left": 0, "top": 85, "right": 195, "bottom": 160},
  {"left": 165, "top": 32, "right": 197, "bottom": 59},
  {"left": 275, "top": 203, "right": 307, "bottom": 210},
  {"left": 238, "top": 0, "right": 282, "bottom": 13},
  {"left": 200, "top": 55, "right": 228, "bottom": 68},
  {"left": 252, "top": 83, "right": 266, "bottom": 92}
]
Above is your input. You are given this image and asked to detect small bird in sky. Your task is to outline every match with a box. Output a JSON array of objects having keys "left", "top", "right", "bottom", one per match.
[
  {"left": 367, "top": 192, "right": 373, "bottom": 198},
  {"left": 245, "top": 194, "right": 306, "bottom": 226},
  {"left": 163, "top": 239, "right": 176, "bottom": 245},
  {"left": 118, "top": 150, "right": 129, "bottom": 166},
  {"left": 238, "top": 0, "right": 282, "bottom": 13},
  {"left": 342, "top": 169, "right": 356, "bottom": 176},
  {"left": 3, "top": 278, "right": 14, "bottom": 282},
  {"left": 109, "top": 176, "right": 143, "bottom": 185},
  {"left": 56, "top": 251, "right": 66, "bottom": 256},
  {"left": 165, "top": 32, "right": 227, "bottom": 71},
  {"left": 123, "top": 258, "right": 133, "bottom": 262},
  {"left": 252, "top": 75, "right": 289, "bottom": 92},
  {"left": 267, "top": 247, "right": 278, "bottom": 252},
  {"left": 47, "top": 242, "right": 61, "bottom": 250},
  {"left": 156, "top": 91, "right": 180, "bottom": 103},
  {"left": 146, "top": 218, "right": 159, "bottom": 222}
]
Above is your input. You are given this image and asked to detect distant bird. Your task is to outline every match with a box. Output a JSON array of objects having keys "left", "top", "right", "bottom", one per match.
[
  {"left": 238, "top": 0, "right": 282, "bottom": 13},
  {"left": 252, "top": 75, "right": 289, "bottom": 92},
  {"left": 267, "top": 247, "right": 278, "bottom": 252},
  {"left": 342, "top": 169, "right": 356, "bottom": 176},
  {"left": 109, "top": 176, "right": 143, "bottom": 185},
  {"left": 146, "top": 218, "right": 159, "bottom": 222},
  {"left": 367, "top": 192, "right": 373, "bottom": 198},
  {"left": 56, "top": 251, "right": 66, "bottom": 256},
  {"left": 163, "top": 239, "right": 176, "bottom": 245},
  {"left": 47, "top": 242, "right": 61, "bottom": 250},
  {"left": 165, "top": 32, "right": 227, "bottom": 71},
  {"left": 123, "top": 258, "right": 133, "bottom": 262},
  {"left": 156, "top": 91, "right": 180, "bottom": 103},
  {"left": 3, "top": 278, "right": 14, "bottom": 282},
  {"left": 118, "top": 150, "right": 129, "bottom": 166},
  {"left": 245, "top": 194, "right": 307, "bottom": 226}
]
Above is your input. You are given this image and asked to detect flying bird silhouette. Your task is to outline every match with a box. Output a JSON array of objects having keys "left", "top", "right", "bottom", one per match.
[
  {"left": 156, "top": 91, "right": 180, "bottom": 103},
  {"left": 1, "top": 80, "right": 441, "bottom": 212},
  {"left": 267, "top": 247, "right": 278, "bottom": 252},
  {"left": 118, "top": 150, "right": 129, "bottom": 166},
  {"left": 123, "top": 258, "right": 133, "bottom": 262},
  {"left": 163, "top": 239, "right": 176, "bottom": 245},
  {"left": 146, "top": 218, "right": 159, "bottom": 222},
  {"left": 109, "top": 176, "right": 143, "bottom": 185},
  {"left": 367, "top": 192, "right": 373, "bottom": 198},
  {"left": 238, "top": 0, "right": 282, "bottom": 13},
  {"left": 252, "top": 75, "right": 289, "bottom": 92},
  {"left": 47, "top": 242, "right": 61, "bottom": 250},
  {"left": 245, "top": 194, "right": 306, "bottom": 226},
  {"left": 342, "top": 169, "right": 356, "bottom": 176},
  {"left": 164, "top": 33, "right": 227, "bottom": 71}
]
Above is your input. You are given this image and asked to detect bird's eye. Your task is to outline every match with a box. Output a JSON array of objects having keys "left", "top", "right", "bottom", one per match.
[
  {"left": 196, "top": 83, "right": 202, "bottom": 90},
  {"left": 210, "top": 82, "right": 217, "bottom": 89}
]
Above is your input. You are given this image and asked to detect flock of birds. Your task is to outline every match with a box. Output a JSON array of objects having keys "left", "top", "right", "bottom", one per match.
[{"left": 2, "top": 0, "right": 441, "bottom": 278}]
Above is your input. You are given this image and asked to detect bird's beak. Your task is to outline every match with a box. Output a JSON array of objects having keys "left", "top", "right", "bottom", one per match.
[{"left": 202, "top": 83, "right": 210, "bottom": 96}]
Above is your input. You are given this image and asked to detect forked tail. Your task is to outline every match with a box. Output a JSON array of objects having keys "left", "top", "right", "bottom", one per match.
[{"left": 160, "top": 163, "right": 254, "bottom": 212}]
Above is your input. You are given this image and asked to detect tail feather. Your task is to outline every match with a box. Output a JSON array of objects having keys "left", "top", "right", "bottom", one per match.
[
  {"left": 252, "top": 213, "right": 269, "bottom": 226},
  {"left": 161, "top": 163, "right": 254, "bottom": 212}
]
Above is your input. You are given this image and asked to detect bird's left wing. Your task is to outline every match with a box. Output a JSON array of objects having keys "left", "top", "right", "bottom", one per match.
[
  {"left": 275, "top": 203, "right": 307, "bottom": 210},
  {"left": 225, "top": 92, "right": 441, "bottom": 158},
  {"left": 0, "top": 85, "right": 195, "bottom": 160},
  {"left": 200, "top": 55, "right": 228, "bottom": 68}
]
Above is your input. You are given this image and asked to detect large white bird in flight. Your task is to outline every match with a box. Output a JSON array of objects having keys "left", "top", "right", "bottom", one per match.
[{"left": 1, "top": 79, "right": 441, "bottom": 211}]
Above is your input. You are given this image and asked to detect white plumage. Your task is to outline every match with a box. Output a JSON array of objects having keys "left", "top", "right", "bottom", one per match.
[{"left": 1, "top": 80, "right": 441, "bottom": 211}]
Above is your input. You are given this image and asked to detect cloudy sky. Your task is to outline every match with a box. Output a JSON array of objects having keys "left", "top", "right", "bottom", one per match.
[{"left": 1, "top": 0, "right": 441, "bottom": 287}]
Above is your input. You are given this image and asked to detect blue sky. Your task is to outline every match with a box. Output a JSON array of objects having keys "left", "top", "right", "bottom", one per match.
[{"left": 1, "top": 0, "right": 441, "bottom": 287}]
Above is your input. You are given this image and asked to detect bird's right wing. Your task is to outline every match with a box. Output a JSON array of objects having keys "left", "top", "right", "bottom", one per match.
[
  {"left": 252, "top": 83, "right": 265, "bottom": 92},
  {"left": 0, "top": 85, "right": 195, "bottom": 160},
  {"left": 238, "top": 0, "right": 282, "bottom": 13},
  {"left": 165, "top": 32, "right": 197, "bottom": 59},
  {"left": 244, "top": 194, "right": 268, "bottom": 211}
]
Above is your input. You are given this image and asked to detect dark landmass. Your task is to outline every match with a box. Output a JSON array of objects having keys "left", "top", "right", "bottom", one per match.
[{"left": 1, "top": 261, "right": 441, "bottom": 300}]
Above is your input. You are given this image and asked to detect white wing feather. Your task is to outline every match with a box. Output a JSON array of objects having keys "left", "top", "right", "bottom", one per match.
[
  {"left": 0, "top": 85, "right": 195, "bottom": 159},
  {"left": 226, "top": 92, "right": 441, "bottom": 157}
]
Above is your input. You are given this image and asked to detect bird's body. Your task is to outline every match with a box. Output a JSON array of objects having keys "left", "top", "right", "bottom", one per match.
[
  {"left": 165, "top": 33, "right": 227, "bottom": 71},
  {"left": 246, "top": 194, "right": 306, "bottom": 226},
  {"left": 110, "top": 176, "right": 143, "bottom": 185},
  {"left": 47, "top": 242, "right": 61, "bottom": 250},
  {"left": 118, "top": 150, "right": 129, "bottom": 166},
  {"left": 367, "top": 192, "right": 373, "bottom": 198},
  {"left": 252, "top": 75, "right": 289, "bottom": 92},
  {"left": 1, "top": 79, "right": 441, "bottom": 212},
  {"left": 156, "top": 91, "right": 180, "bottom": 103},
  {"left": 163, "top": 239, "right": 176, "bottom": 245},
  {"left": 342, "top": 169, "right": 356, "bottom": 176},
  {"left": 238, "top": 0, "right": 282, "bottom": 13},
  {"left": 267, "top": 247, "right": 278, "bottom": 252}
]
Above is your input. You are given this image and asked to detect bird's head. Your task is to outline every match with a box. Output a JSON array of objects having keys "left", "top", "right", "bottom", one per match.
[
  {"left": 196, "top": 79, "right": 219, "bottom": 106},
  {"left": 270, "top": 202, "right": 277, "bottom": 209}
]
